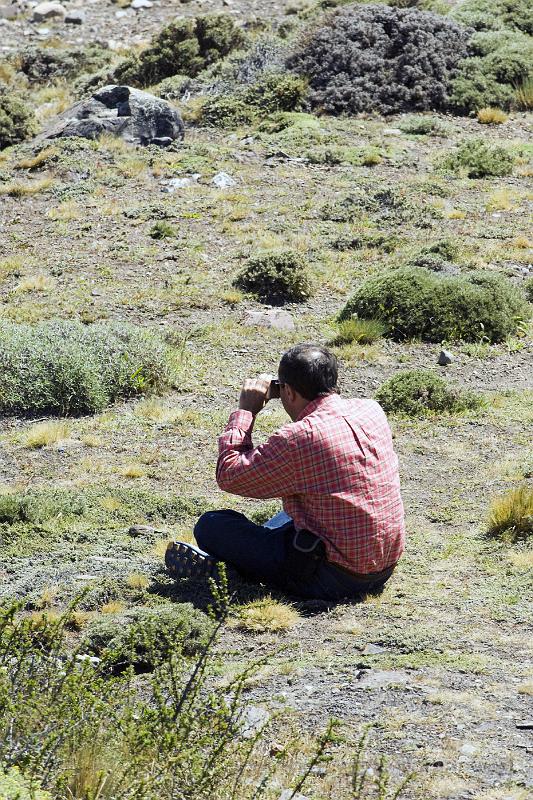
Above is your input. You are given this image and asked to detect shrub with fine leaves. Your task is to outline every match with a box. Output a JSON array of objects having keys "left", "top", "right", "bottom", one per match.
[
  {"left": 233, "top": 249, "right": 312, "bottom": 304},
  {"left": 0, "top": 90, "right": 36, "bottom": 150},
  {"left": 0, "top": 320, "right": 171, "bottom": 416},
  {"left": 339, "top": 267, "right": 528, "bottom": 343},
  {"left": 440, "top": 138, "right": 514, "bottom": 178},
  {"left": 287, "top": 3, "right": 470, "bottom": 115},
  {"left": 375, "top": 369, "right": 482, "bottom": 416}
]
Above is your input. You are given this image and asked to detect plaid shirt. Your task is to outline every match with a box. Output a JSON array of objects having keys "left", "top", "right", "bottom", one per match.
[{"left": 216, "top": 393, "right": 405, "bottom": 574}]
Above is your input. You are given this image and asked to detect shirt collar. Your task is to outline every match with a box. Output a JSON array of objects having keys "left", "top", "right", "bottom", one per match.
[{"left": 295, "top": 392, "right": 340, "bottom": 422}]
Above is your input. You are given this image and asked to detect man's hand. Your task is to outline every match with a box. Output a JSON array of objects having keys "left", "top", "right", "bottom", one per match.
[{"left": 238, "top": 373, "right": 274, "bottom": 416}]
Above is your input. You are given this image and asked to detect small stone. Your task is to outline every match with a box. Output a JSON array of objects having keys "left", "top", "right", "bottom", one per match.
[
  {"left": 114, "top": 9, "right": 128, "bottom": 16},
  {"left": 459, "top": 743, "right": 477, "bottom": 756},
  {"left": 279, "top": 792, "right": 309, "bottom": 800},
  {"left": 32, "top": 1, "right": 66, "bottom": 21},
  {"left": 211, "top": 171, "right": 237, "bottom": 188},
  {"left": 160, "top": 174, "right": 200, "bottom": 192},
  {"left": 242, "top": 310, "right": 295, "bottom": 331},
  {"left": 128, "top": 524, "right": 162, "bottom": 537},
  {"left": 240, "top": 705, "right": 270, "bottom": 739},
  {"left": 0, "top": 5, "right": 19, "bottom": 19},
  {"left": 438, "top": 349, "right": 453, "bottom": 366},
  {"left": 383, "top": 127, "right": 402, "bottom": 136},
  {"left": 74, "top": 574, "right": 98, "bottom": 580},
  {"left": 516, "top": 721, "right": 533, "bottom": 730},
  {"left": 150, "top": 136, "right": 173, "bottom": 147},
  {"left": 131, "top": 0, "right": 152, "bottom": 8},
  {"left": 65, "top": 9, "right": 85, "bottom": 23},
  {"left": 431, "top": 760, "right": 444, "bottom": 767},
  {"left": 362, "top": 643, "right": 388, "bottom": 655}
]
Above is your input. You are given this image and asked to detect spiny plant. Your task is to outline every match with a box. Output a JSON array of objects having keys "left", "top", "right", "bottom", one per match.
[
  {"left": 375, "top": 370, "right": 483, "bottom": 416},
  {"left": 487, "top": 485, "right": 533, "bottom": 542}
]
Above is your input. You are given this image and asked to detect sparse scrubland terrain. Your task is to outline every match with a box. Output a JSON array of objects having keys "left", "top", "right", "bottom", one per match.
[{"left": 0, "top": 0, "right": 532, "bottom": 797}]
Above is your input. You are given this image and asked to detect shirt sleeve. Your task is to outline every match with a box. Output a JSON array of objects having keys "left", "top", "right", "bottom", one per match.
[{"left": 216, "top": 409, "right": 296, "bottom": 499}]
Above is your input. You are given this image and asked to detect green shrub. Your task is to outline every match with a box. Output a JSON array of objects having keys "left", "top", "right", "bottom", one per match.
[
  {"left": 329, "top": 318, "right": 386, "bottom": 346},
  {"left": 398, "top": 115, "right": 443, "bottom": 135},
  {"left": 83, "top": 604, "right": 212, "bottom": 672},
  {"left": 201, "top": 72, "right": 306, "bottom": 128},
  {"left": 487, "top": 484, "right": 533, "bottom": 541},
  {"left": 114, "top": 14, "right": 245, "bottom": 87},
  {"left": 0, "top": 767, "right": 52, "bottom": 800},
  {"left": 331, "top": 232, "right": 400, "bottom": 252},
  {"left": 375, "top": 369, "right": 482, "bottom": 416},
  {"left": 0, "top": 90, "right": 36, "bottom": 150},
  {"left": 0, "top": 319, "right": 171, "bottom": 416},
  {"left": 15, "top": 44, "right": 111, "bottom": 83},
  {"left": 149, "top": 220, "right": 177, "bottom": 239},
  {"left": 524, "top": 277, "right": 533, "bottom": 303},
  {"left": 451, "top": 0, "right": 533, "bottom": 35},
  {"left": 339, "top": 267, "right": 529, "bottom": 342},
  {"left": 406, "top": 239, "right": 462, "bottom": 272},
  {"left": 233, "top": 249, "right": 312, "bottom": 304},
  {"left": 439, "top": 138, "right": 514, "bottom": 178}
]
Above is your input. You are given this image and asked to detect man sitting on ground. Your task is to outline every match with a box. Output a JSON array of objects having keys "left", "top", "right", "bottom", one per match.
[{"left": 165, "top": 344, "right": 405, "bottom": 601}]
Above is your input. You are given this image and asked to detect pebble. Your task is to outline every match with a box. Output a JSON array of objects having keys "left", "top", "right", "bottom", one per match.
[
  {"left": 383, "top": 127, "right": 402, "bottom": 136},
  {"left": 211, "top": 171, "right": 237, "bottom": 188},
  {"left": 279, "top": 792, "right": 309, "bottom": 800},
  {"left": 160, "top": 174, "right": 200, "bottom": 192},
  {"left": 362, "top": 643, "right": 388, "bottom": 655},
  {"left": 459, "top": 743, "right": 477, "bottom": 756},
  {"left": 131, "top": 0, "right": 153, "bottom": 8},
  {"left": 240, "top": 705, "right": 270, "bottom": 739},
  {"left": 128, "top": 524, "right": 163, "bottom": 537},
  {"left": 32, "top": 1, "right": 66, "bottom": 21},
  {"left": 65, "top": 9, "right": 85, "bottom": 23},
  {"left": 242, "top": 309, "right": 295, "bottom": 331},
  {"left": 438, "top": 349, "right": 454, "bottom": 366},
  {"left": 0, "top": 4, "right": 18, "bottom": 19}
]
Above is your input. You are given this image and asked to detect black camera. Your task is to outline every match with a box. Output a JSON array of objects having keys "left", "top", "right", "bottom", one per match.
[{"left": 268, "top": 379, "right": 281, "bottom": 400}]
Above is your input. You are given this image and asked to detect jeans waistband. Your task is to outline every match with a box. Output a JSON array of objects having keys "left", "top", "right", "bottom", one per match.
[{"left": 328, "top": 561, "right": 397, "bottom": 582}]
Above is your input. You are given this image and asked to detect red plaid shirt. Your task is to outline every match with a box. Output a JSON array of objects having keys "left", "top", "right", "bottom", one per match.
[{"left": 216, "top": 393, "right": 405, "bottom": 574}]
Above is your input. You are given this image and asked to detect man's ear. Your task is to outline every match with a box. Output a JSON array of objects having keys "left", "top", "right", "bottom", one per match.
[{"left": 284, "top": 384, "right": 298, "bottom": 403}]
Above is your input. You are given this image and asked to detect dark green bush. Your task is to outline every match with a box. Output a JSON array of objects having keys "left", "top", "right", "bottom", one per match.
[
  {"left": 114, "top": 14, "right": 245, "bottom": 87},
  {"left": 440, "top": 138, "right": 514, "bottom": 178},
  {"left": 375, "top": 369, "right": 482, "bottom": 416},
  {"left": 233, "top": 249, "right": 312, "bottom": 304},
  {"left": 331, "top": 232, "right": 400, "bottom": 252},
  {"left": 406, "top": 239, "right": 462, "bottom": 272},
  {"left": 398, "top": 115, "right": 444, "bottom": 135},
  {"left": 201, "top": 72, "right": 306, "bottom": 128},
  {"left": 149, "top": 220, "right": 177, "bottom": 239},
  {"left": 15, "top": 44, "right": 111, "bottom": 83},
  {"left": 0, "top": 91, "right": 36, "bottom": 150},
  {"left": 83, "top": 604, "right": 212, "bottom": 672},
  {"left": 451, "top": 0, "right": 533, "bottom": 35},
  {"left": 339, "top": 267, "right": 528, "bottom": 342},
  {"left": 0, "top": 320, "right": 171, "bottom": 416},
  {"left": 287, "top": 3, "right": 470, "bottom": 115}
]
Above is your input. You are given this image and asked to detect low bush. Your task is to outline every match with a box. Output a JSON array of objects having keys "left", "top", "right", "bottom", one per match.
[
  {"left": 14, "top": 44, "right": 111, "bottom": 83},
  {"left": 524, "top": 277, "right": 533, "bottom": 303},
  {"left": 287, "top": 3, "right": 470, "bottom": 115},
  {"left": 83, "top": 604, "right": 212, "bottom": 672},
  {"left": 405, "top": 239, "right": 462, "bottom": 273},
  {"left": 329, "top": 318, "right": 386, "bottom": 346},
  {"left": 339, "top": 267, "right": 529, "bottom": 342},
  {"left": 439, "top": 138, "right": 514, "bottom": 178},
  {"left": 150, "top": 220, "right": 177, "bottom": 239},
  {"left": 487, "top": 484, "right": 533, "bottom": 541},
  {"left": 0, "top": 90, "right": 36, "bottom": 150},
  {"left": 200, "top": 71, "right": 306, "bottom": 127},
  {"left": 451, "top": 0, "right": 533, "bottom": 35},
  {"left": 0, "top": 767, "right": 51, "bottom": 800},
  {"left": 233, "top": 249, "right": 312, "bottom": 304},
  {"left": 375, "top": 369, "right": 482, "bottom": 416},
  {"left": 0, "top": 319, "right": 171, "bottom": 416},
  {"left": 398, "top": 115, "right": 444, "bottom": 135},
  {"left": 331, "top": 231, "right": 400, "bottom": 252},
  {"left": 114, "top": 14, "right": 245, "bottom": 87},
  {"left": 321, "top": 186, "right": 430, "bottom": 227}
]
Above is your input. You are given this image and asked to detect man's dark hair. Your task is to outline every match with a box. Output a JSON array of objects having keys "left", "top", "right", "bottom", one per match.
[{"left": 278, "top": 344, "right": 338, "bottom": 401}]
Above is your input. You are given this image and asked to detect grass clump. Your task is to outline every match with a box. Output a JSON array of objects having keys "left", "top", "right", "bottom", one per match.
[
  {"left": 440, "top": 138, "right": 514, "bottom": 178},
  {"left": 339, "top": 267, "right": 528, "bottom": 343},
  {"left": 0, "top": 90, "right": 36, "bottom": 150},
  {"left": 234, "top": 598, "right": 300, "bottom": 633},
  {"left": 515, "top": 75, "right": 533, "bottom": 110},
  {"left": 329, "top": 318, "right": 386, "bottom": 346},
  {"left": 287, "top": 3, "right": 469, "bottom": 115},
  {"left": 83, "top": 604, "right": 212, "bottom": 672},
  {"left": 115, "top": 14, "right": 245, "bottom": 87},
  {"left": 233, "top": 248, "right": 312, "bottom": 304},
  {"left": 477, "top": 107, "right": 508, "bottom": 124},
  {"left": 22, "top": 421, "right": 70, "bottom": 448},
  {"left": 375, "top": 369, "right": 482, "bottom": 416},
  {"left": 487, "top": 485, "right": 533, "bottom": 541},
  {"left": 0, "top": 319, "right": 171, "bottom": 416},
  {"left": 149, "top": 220, "right": 177, "bottom": 239}
]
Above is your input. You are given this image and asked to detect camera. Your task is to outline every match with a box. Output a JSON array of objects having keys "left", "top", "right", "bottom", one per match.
[{"left": 267, "top": 379, "right": 281, "bottom": 400}]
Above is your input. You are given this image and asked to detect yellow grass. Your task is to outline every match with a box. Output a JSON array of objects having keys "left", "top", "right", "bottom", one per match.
[
  {"left": 22, "top": 421, "right": 70, "bottom": 449},
  {"left": 67, "top": 611, "right": 94, "bottom": 630},
  {"left": 488, "top": 485, "right": 533, "bottom": 541},
  {"left": 135, "top": 398, "right": 182, "bottom": 424},
  {"left": 446, "top": 208, "right": 466, "bottom": 220},
  {"left": 518, "top": 681, "right": 533, "bottom": 695},
  {"left": 514, "top": 236, "right": 532, "bottom": 249},
  {"left": 126, "top": 573, "right": 150, "bottom": 590},
  {"left": 233, "top": 598, "right": 300, "bottom": 633},
  {"left": 0, "top": 256, "right": 25, "bottom": 278},
  {"left": 477, "top": 107, "right": 508, "bottom": 125},
  {"left": 153, "top": 539, "right": 171, "bottom": 559},
  {"left": 15, "top": 147, "right": 58, "bottom": 171},
  {"left": 36, "top": 585, "right": 59, "bottom": 609},
  {"left": 101, "top": 601, "right": 126, "bottom": 615},
  {"left": 508, "top": 549, "right": 533, "bottom": 569},
  {"left": 485, "top": 189, "right": 519, "bottom": 212},
  {"left": 48, "top": 200, "right": 82, "bottom": 221},
  {"left": 120, "top": 464, "right": 145, "bottom": 479},
  {"left": 514, "top": 76, "right": 533, "bottom": 111},
  {"left": 0, "top": 177, "right": 54, "bottom": 197},
  {"left": 220, "top": 289, "right": 244, "bottom": 306},
  {"left": 99, "top": 496, "right": 123, "bottom": 512},
  {"left": 14, "top": 273, "right": 55, "bottom": 293}
]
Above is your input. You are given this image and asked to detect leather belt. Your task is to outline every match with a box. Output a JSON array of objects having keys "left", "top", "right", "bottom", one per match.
[{"left": 328, "top": 561, "right": 397, "bottom": 582}]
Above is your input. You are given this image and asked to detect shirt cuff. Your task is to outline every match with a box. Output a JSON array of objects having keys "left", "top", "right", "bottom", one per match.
[{"left": 225, "top": 409, "right": 255, "bottom": 433}]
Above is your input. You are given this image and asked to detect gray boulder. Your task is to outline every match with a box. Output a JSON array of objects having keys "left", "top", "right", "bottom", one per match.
[{"left": 40, "top": 85, "right": 184, "bottom": 146}]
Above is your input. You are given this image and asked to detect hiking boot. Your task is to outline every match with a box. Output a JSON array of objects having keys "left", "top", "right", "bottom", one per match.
[{"left": 165, "top": 541, "right": 217, "bottom": 579}]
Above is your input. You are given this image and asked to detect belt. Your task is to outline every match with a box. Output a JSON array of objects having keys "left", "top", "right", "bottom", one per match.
[{"left": 328, "top": 561, "right": 397, "bottom": 582}]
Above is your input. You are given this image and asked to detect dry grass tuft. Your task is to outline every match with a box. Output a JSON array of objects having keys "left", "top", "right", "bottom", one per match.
[
  {"left": 515, "top": 76, "right": 533, "bottom": 111},
  {"left": 514, "top": 236, "right": 532, "bottom": 249},
  {"left": 22, "top": 421, "right": 70, "bottom": 449},
  {"left": 233, "top": 598, "right": 300, "bottom": 633},
  {"left": 508, "top": 549, "right": 533, "bottom": 570},
  {"left": 120, "top": 463, "right": 146, "bottom": 479},
  {"left": 66, "top": 611, "right": 94, "bottom": 631},
  {"left": 15, "top": 147, "right": 58, "bottom": 171},
  {"left": 153, "top": 539, "right": 171, "bottom": 559},
  {"left": 101, "top": 601, "right": 126, "bottom": 615},
  {"left": 36, "top": 585, "right": 59, "bottom": 609},
  {"left": 0, "top": 177, "right": 54, "bottom": 197},
  {"left": 99, "top": 496, "right": 123, "bottom": 513},
  {"left": 477, "top": 107, "right": 508, "bottom": 125},
  {"left": 487, "top": 485, "right": 533, "bottom": 542},
  {"left": 14, "top": 273, "right": 55, "bottom": 293},
  {"left": 126, "top": 573, "right": 150, "bottom": 590},
  {"left": 220, "top": 289, "right": 244, "bottom": 306},
  {"left": 134, "top": 398, "right": 182, "bottom": 424}
]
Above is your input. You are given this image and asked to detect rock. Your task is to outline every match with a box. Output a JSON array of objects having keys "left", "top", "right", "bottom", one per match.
[
  {"left": 459, "top": 743, "right": 477, "bottom": 756},
  {"left": 211, "top": 171, "right": 237, "bottom": 188},
  {"left": 39, "top": 85, "right": 185, "bottom": 147},
  {"left": 355, "top": 669, "right": 409, "bottom": 688},
  {"left": 362, "top": 643, "right": 388, "bottom": 655},
  {"left": 438, "top": 349, "right": 454, "bottom": 366},
  {"left": 279, "top": 792, "right": 309, "bottom": 800},
  {"left": 161, "top": 174, "right": 201, "bottom": 192},
  {"left": 0, "top": 4, "right": 19, "bottom": 19},
  {"left": 131, "top": 0, "right": 152, "bottom": 7},
  {"left": 243, "top": 310, "right": 295, "bottom": 331},
  {"left": 128, "top": 524, "right": 164, "bottom": 537},
  {"left": 65, "top": 9, "right": 84, "bottom": 23},
  {"left": 383, "top": 127, "right": 402, "bottom": 136},
  {"left": 32, "top": 1, "right": 65, "bottom": 20},
  {"left": 516, "top": 721, "right": 533, "bottom": 730},
  {"left": 240, "top": 705, "right": 270, "bottom": 739}
]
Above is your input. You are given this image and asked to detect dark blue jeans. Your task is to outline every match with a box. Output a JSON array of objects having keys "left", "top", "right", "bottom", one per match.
[{"left": 193, "top": 509, "right": 394, "bottom": 602}]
